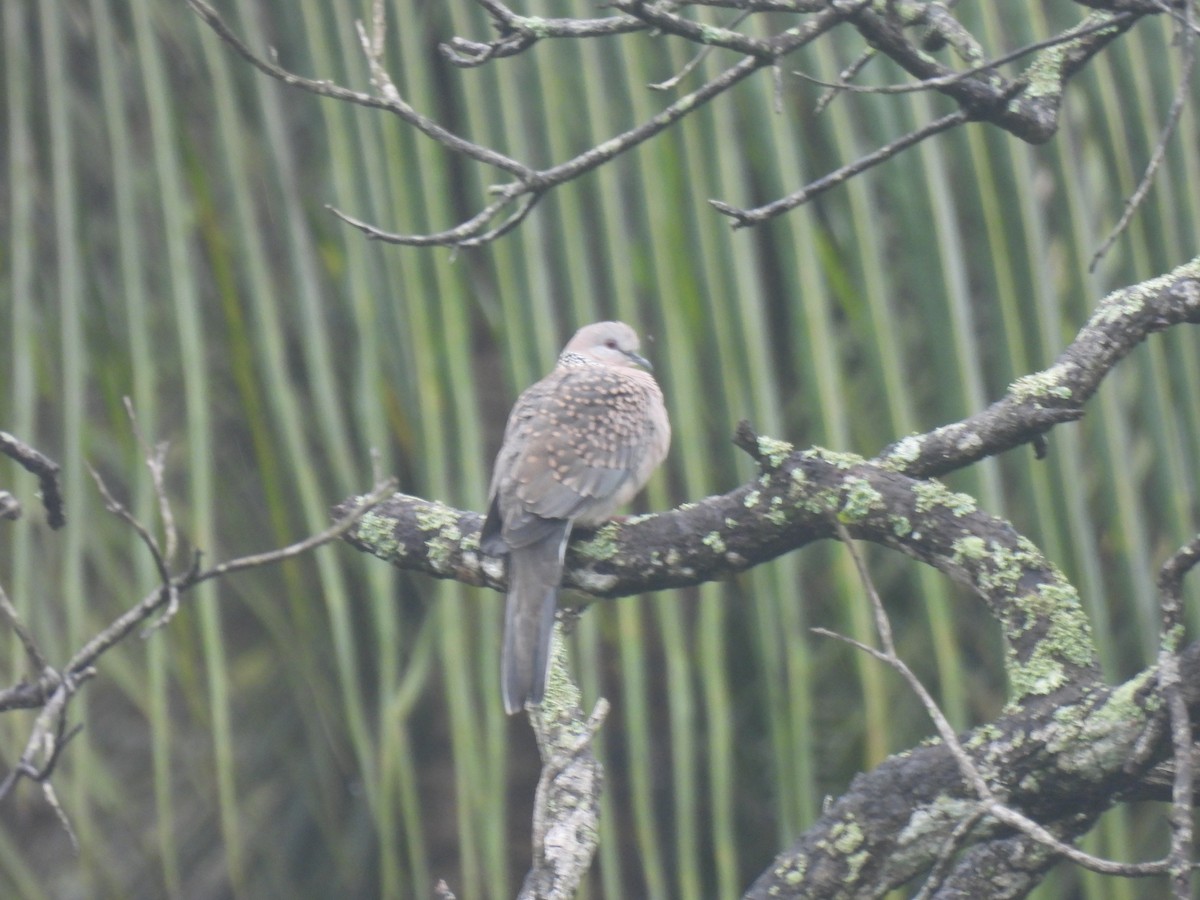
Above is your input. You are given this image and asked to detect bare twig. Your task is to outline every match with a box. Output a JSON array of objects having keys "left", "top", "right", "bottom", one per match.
[
  {"left": 184, "top": 0, "right": 530, "bottom": 178},
  {"left": 0, "top": 663, "right": 95, "bottom": 822},
  {"left": 711, "top": 109, "right": 968, "bottom": 226},
  {"left": 440, "top": 0, "right": 647, "bottom": 68},
  {"left": 649, "top": 8, "right": 753, "bottom": 91},
  {"left": 0, "top": 582, "right": 49, "bottom": 674},
  {"left": 189, "top": 0, "right": 860, "bottom": 246},
  {"left": 88, "top": 465, "right": 171, "bottom": 589},
  {"left": 0, "top": 457, "right": 397, "bottom": 827},
  {"left": 87, "top": 463, "right": 183, "bottom": 634},
  {"left": 190, "top": 0, "right": 1162, "bottom": 242},
  {"left": 123, "top": 396, "right": 177, "bottom": 564},
  {"left": 0, "top": 431, "right": 65, "bottom": 528},
  {"left": 63, "top": 475, "right": 398, "bottom": 681},
  {"left": 1090, "top": 1, "right": 1197, "bottom": 271},
  {"left": 327, "top": 190, "right": 543, "bottom": 248}
]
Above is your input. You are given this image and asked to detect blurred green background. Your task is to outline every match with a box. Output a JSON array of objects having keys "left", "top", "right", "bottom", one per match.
[{"left": 2, "top": 2, "right": 1198, "bottom": 897}]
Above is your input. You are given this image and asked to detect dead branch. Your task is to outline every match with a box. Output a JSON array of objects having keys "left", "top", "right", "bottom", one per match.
[
  {"left": 0, "top": 434, "right": 396, "bottom": 840},
  {"left": 188, "top": 0, "right": 1175, "bottom": 245}
]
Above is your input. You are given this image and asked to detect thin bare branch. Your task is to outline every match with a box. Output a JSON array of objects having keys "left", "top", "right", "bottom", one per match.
[
  {"left": 190, "top": 0, "right": 862, "bottom": 246},
  {"left": 0, "top": 582, "right": 49, "bottom": 674},
  {"left": 439, "top": 2, "right": 651, "bottom": 68},
  {"left": 711, "top": 109, "right": 968, "bottom": 226},
  {"left": 189, "top": 480, "right": 397, "bottom": 586},
  {"left": 328, "top": 190, "right": 542, "bottom": 248},
  {"left": 0, "top": 431, "right": 65, "bottom": 528},
  {"left": 649, "top": 9, "right": 752, "bottom": 91},
  {"left": 122, "top": 397, "right": 177, "bottom": 563},
  {"left": 89, "top": 464, "right": 171, "bottom": 589},
  {"left": 615, "top": 0, "right": 777, "bottom": 57},
  {"left": 63, "top": 475, "right": 398, "bottom": 682},
  {"left": 0, "top": 463, "right": 397, "bottom": 839},
  {"left": 0, "top": 665, "right": 94, "bottom": 810},
  {"left": 1090, "top": 1, "right": 1197, "bottom": 270},
  {"left": 184, "top": 0, "right": 531, "bottom": 179}
]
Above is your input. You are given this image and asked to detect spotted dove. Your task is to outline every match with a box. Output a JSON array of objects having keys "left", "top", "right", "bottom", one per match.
[{"left": 481, "top": 321, "right": 671, "bottom": 715}]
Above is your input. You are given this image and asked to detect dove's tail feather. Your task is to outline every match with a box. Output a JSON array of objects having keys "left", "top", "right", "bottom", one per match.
[{"left": 501, "top": 522, "right": 570, "bottom": 715}]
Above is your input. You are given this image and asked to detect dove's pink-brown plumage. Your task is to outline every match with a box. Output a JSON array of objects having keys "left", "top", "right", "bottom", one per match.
[{"left": 481, "top": 322, "right": 670, "bottom": 714}]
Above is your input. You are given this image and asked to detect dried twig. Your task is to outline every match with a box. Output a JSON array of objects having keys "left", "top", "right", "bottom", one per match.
[
  {"left": 0, "top": 444, "right": 397, "bottom": 837},
  {"left": 0, "top": 431, "right": 65, "bottom": 528},
  {"left": 1091, "top": 1, "right": 1197, "bottom": 271},
  {"left": 188, "top": 0, "right": 1166, "bottom": 243},
  {"left": 711, "top": 109, "right": 969, "bottom": 226},
  {"left": 123, "top": 396, "right": 177, "bottom": 563},
  {"left": 0, "top": 582, "right": 49, "bottom": 675}
]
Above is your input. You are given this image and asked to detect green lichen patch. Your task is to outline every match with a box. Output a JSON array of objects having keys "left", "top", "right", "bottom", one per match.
[
  {"left": 702, "top": 531, "right": 727, "bottom": 554},
  {"left": 766, "top": 495, "right": 788, "bottom": 526},
  {"left": 1005, "top": 583, "right": 1097, "bottom": 700},
  {"left": 513, "top": 15, "right": 553, "bottom": 39},
  {"left": 571, "top": 570, "right": 620, "bottom": 593},
  {"left": 1023, "top": 12, "right": 1121, "bottom": 99},
  {"left": 779, "top": 853, "right": 807, "bottom": 884},
  {"left": 839, "top": 478, "right": 884, "bottom": 522},
  {"left": 802, "top": 446, "right": 865, "bottom": 470},
  {"left": 355, "top": 510, "right": 401, "bottom": 558},
  {"left": 883, "top": 435, "right": 923, "bottom": 469},
  {"left": 576, "top": 524, "right": 621, "bottom": 561},
  {"left": 895, "top": 796, "right": 979, "bottom": 850},
  {"left": 1009, "top": 364, "right": 1075, "bottom": 403},
  {"left": 757, "top": 435, "right": 795, "bottom": 469},
  {"left": 1042, "top": 672, "right": 1159, "bottom": 773},
  {"left": 421, "top": 525, "right": 462, "bottom": 572},
  {"left": 1162, "top": 622, "right": 1186, "bottom": 653},
  {"left": 830, "top": 819, "right": 864, "bottom": 854},
  {"left": 1087, "top": 268, "right": 1179, "bottom": 325},
  {"left": 415, "top": 503, "right": 460, "bottom": 534},
  {"left": 951, "top": 535, "right": 987, "bottom": 563},
  {"left": 911, "top": 480, "right": 977, "bottom": 516}
]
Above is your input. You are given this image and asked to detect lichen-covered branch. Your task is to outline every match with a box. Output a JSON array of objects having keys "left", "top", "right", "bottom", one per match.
[
  {"left": 878, "top": 256, "right": 1200, "bottom": 477},
  {"left": 519, "top": 630, "right": 606, "bottom": 899},
  {"left": 744, "top": 639, "right": 1200, "bottom": 897},
  {"left": 341, "top": 438, "right": 1105, "bottom": 704}
]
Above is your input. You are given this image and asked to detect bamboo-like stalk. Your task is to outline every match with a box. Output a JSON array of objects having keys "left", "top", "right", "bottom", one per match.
[{"left": 2, "top": 2, "right": 1198, "bottom": 897}]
